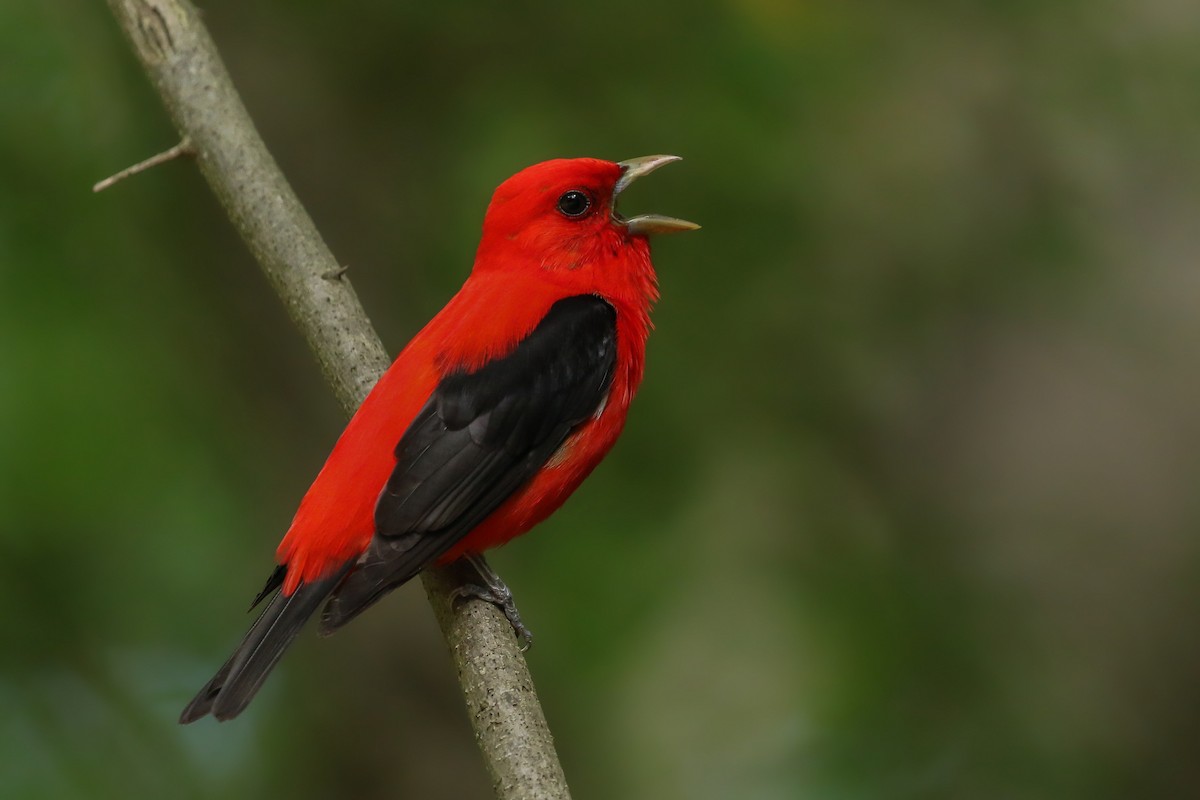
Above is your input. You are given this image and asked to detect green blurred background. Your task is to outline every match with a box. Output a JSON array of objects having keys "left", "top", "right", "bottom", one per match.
[{"left": 3, "top": 1, "right": 1199, "bottom": 798}]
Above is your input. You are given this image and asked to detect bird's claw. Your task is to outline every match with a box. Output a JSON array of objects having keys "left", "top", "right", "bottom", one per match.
[
  {"left": 452, "top": 553, "right": 534, "bottom": 649},
  {"left": 450, "top": 582, "right": 534, "bottom": 649}
]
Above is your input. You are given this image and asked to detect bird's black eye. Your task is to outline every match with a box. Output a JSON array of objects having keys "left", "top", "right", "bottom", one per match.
[{"left": 556, "top": 190, "right": 592, "bottom": 218}]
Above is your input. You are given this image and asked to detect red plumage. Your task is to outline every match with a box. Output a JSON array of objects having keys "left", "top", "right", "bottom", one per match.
[{"left": 181, "top": 155, "right": 695, "bottom": 722}]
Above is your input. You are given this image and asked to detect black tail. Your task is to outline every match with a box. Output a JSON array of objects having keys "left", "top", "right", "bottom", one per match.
[{"left": 179, "top": 562, "right": 353, "bottom": 723}]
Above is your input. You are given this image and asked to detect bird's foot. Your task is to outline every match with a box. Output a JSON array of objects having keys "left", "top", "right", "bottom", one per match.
[{"left": 451, "top": 554, "right": 533, "bottom": 651}]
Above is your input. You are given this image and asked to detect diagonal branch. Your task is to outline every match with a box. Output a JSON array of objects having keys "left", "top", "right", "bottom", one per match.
[{"left": 102, "top": 2, "right": 571, "bottom": 797}]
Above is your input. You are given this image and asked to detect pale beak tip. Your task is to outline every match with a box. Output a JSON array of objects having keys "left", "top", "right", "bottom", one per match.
[
  {"left": 624, "top": 215, "right": 701, "bottom": 236},
  {"left": 614, "top": 154, "right": 685, "bottom": 195},
  {"left": 613, "top": 155, "right": 696, "bottom": 235}
]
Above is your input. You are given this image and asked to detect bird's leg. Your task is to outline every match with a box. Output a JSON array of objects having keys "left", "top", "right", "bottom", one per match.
[{"left": 450, "top": 553, "right": 533, "bottom": 650}]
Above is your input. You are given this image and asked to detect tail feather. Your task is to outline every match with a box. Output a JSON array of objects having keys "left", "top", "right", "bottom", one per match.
[
  {"left": 318, "top": 531, "right": 454, "bottom": 635},
  {"left": 179, "top": 562, "right": 353, "bottom": 724}
]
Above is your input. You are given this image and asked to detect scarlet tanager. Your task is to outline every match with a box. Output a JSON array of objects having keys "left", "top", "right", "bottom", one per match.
[{"left": 180, "top": 155, "right": 697, "bottom": 723}]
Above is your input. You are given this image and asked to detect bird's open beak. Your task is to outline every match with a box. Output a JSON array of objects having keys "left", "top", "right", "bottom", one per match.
[{"left": 614, "top": 155, "right": 700, "bottom": 236}]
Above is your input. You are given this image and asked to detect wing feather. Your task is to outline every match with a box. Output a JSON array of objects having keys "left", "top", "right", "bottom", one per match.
[{"left": 320, "top": 295, "right": 617, "bottom": 632}]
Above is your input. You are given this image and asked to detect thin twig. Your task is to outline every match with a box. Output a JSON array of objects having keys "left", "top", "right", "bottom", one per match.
[
  {"left": 102, "top": 2, "right": 572, "bottom": 797},
  {"left": 93, "top": 138, "right": 194, "bottom": 192}
]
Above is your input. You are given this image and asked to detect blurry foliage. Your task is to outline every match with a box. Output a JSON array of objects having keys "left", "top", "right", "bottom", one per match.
[{"left": 2, "top": 0, "right": 1199, "bottom": 798}]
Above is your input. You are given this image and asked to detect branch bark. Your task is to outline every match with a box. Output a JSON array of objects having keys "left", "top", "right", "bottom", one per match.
[{"left": 103, "top": 2, "right": 571, "bottom": 797}]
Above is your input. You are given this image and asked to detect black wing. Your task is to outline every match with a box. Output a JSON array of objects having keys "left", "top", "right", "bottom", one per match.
[{"left": 319, "top": 294, "right": 617, "bottom": 632}]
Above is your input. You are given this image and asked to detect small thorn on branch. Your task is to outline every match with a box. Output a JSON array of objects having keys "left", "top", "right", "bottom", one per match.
[
  {"left": 322, "top": 265, "right": 350, "bottom": 281},
  {"left": 93, "top": 138, "right": 195, "bottom": 193}
]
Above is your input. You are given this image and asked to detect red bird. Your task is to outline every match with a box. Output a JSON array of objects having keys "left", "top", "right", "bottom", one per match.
[{"left": 180, "top": 155, "right": 697, "bottom": 722}]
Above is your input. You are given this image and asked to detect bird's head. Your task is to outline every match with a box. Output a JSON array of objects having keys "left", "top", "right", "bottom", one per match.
[{"left": 474, "top": 156, "right": 697, "bottom": 278}]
